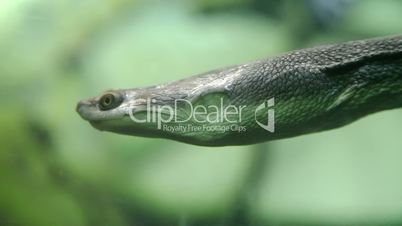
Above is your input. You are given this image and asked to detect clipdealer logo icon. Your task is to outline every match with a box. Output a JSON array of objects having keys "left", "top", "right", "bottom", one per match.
[{"left": 255, "top": 98, "right": 275, "bottom": 133}]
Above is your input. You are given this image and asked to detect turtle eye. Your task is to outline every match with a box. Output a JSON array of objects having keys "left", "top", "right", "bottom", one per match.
[{"left": 99, "top": 92, "right": 123, "bottom": 111}]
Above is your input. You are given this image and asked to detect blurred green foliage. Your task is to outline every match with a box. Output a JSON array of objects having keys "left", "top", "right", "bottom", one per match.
[{"left": 1, "top": 0, "right": 402, "bottom": 225}]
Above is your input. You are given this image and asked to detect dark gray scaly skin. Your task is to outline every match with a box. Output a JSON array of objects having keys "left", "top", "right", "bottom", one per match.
[{"left": 77, "top": 35, "right": 402, "bottom": 146}]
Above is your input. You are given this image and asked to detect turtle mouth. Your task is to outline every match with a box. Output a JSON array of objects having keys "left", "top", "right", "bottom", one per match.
[
  {"left": 76, "top": 97, "right": 101, "bottom": 120},
  {"left": 76, "top": 100, "right": 90, "bottom": 117}
]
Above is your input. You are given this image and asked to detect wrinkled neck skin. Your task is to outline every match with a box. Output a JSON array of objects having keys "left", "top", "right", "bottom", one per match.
[{"left": 77, "top": 35, "right": 402, "bottom": 146}]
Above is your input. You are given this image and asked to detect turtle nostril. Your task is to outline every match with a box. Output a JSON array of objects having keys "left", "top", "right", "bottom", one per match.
[{"left": 76, "top": 100, "right": 90, "bottom": 114}]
